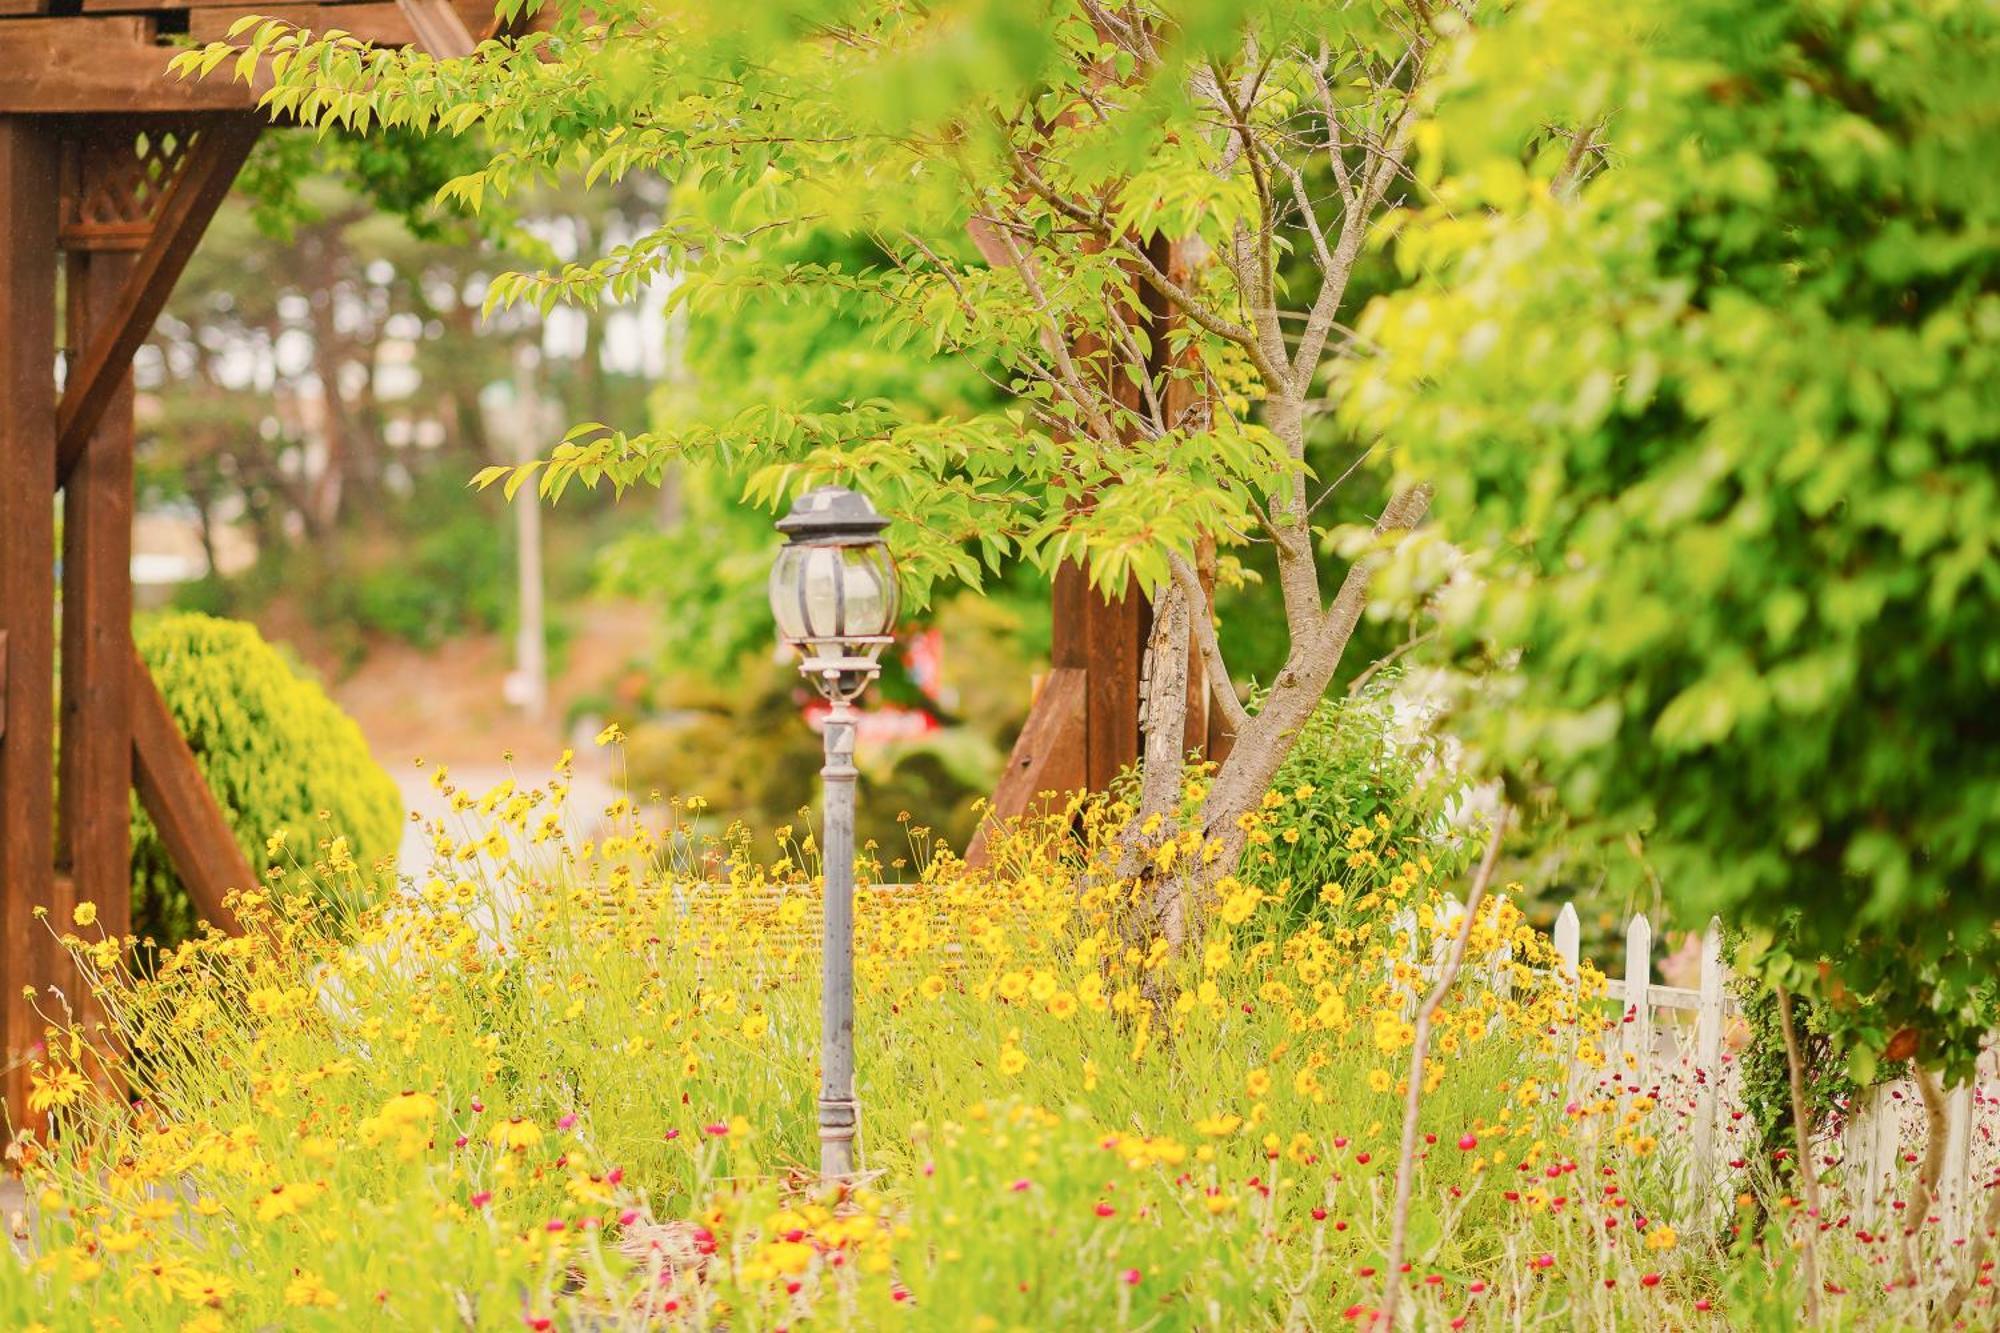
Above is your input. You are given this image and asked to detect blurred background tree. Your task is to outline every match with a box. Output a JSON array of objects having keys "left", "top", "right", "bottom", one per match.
[{"left": 1350, "top": 0, "right": 2000, "bottom": 1082}]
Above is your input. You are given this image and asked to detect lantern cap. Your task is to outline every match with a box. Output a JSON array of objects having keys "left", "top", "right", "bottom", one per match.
[{"left": 776, "top": 486, "right": 890, "bottom": 542}]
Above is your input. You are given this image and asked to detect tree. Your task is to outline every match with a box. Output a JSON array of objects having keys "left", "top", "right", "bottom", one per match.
[
  {"left": 186, "top": 0, "right": 1463, "bottom": 938},
  {"left": 1346, "top": 0, "right": 1999, "bottom": 1080}
]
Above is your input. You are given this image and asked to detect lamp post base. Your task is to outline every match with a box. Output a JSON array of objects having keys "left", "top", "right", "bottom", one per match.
[{"left": 818, "top": 1095, "right": 858, "bottom": 1178}]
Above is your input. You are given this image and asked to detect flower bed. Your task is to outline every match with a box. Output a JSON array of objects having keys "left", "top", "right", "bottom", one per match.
[{"left": 5, "top": 759, "right": 1990, "bottom": 1329}]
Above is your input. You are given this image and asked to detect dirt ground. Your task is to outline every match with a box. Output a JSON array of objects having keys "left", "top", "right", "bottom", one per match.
[{"left": 253, "top": 598, "right": 658, "bottom": 872}]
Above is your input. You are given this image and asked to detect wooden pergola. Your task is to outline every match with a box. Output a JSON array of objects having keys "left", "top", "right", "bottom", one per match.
[
  {"left": 0, "top": 0, "right": 1210, "bottom": 1126},
  {"left": 0, "top": 0, "right": 488, "bottom": 1128}
]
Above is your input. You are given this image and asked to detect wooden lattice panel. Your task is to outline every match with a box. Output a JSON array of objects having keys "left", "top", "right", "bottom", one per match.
[{"left": 59, "top": 119, "right": 198, "bottom": 251}]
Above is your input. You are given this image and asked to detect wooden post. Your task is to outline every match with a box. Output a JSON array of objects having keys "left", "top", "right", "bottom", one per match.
[
  {"left": 0, "top": 115, "right": 60, "bottom": 1121},
  {"left": 58, "top": 238, "right": 138, "bottom": 955},
  {"left": 1073, "top": 564, "right": 1148, "bottom": 792}
]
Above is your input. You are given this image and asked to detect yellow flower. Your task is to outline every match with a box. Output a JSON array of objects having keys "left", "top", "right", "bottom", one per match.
[
  {"left": 1245, "top": 1068, "right": 1272, "bottom": 1098},
  {"left": 1367, "top": 1068, "right": 1394, "bottom": 1094},
  {"left": 1646, "top": 1225, "right": 1678, "bottom": 1252},
  {"left": 997, "top": 1046, "right": 1028, "bottom": 1077},
  {"left": 255, "top": 1180, "right": 324, "bottom": 1222},
  {"left": 594, "top": 723, "right": 625, "bottom": 746},
  {"left": 380, "top": 1090, "right": 440, "bottom": 1125},
  {"left": 27, "top": 1067, "right": 88, "bottom": 1114},
  {"left": 284, "top": 1271, "right": 339, "bottom": 1308},
  {"left": 1195, "top": 1114, "right": 1243, "bottom": 1138},
  {"left": 918, "top": 975, "right": 947, "bottom": 1000},
  {"left": 71, "top": 902, "right": 98, "bottom": 928},
  {"left": 488, "top": 1118, "right": 544, "bottom": 1152},
  {"left": 1046, "top": 992, "right": 1077, "bottom": 1019}
]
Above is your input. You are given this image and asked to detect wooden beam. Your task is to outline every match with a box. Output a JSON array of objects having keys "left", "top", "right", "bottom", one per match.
[
  {"left": 0, "top": 18, "right": 264, "bottom": 114},
  {"left": 56, "top": 115, "right": 260, "bottom": 485},
  {"left": 0, "top": 117, "right": 60, "bottom": 1125},
  {"left": 394, "top": 0, "right": 474, "bottom": 56},
  {"left": 967, "top": 667, "right": 1087, "bottom": 865},
  {"left": 188, "top": 1, "right": 416, "bottom": 44},
  {"left": 58, "top": 243, "right": 137, "bottom": 952},
  {"left": 131, "top": 646, "right": 249, "bottom": 934}
]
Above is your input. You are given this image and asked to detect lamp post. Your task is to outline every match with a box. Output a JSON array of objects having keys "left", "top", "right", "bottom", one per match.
[{"left": 768, "top": 485, "right": 899, "bottom": 1179}]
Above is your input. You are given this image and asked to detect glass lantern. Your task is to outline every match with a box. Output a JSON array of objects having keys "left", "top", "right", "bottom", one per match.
[{"left": 768, "top": 486, "right": 899, "bottom": 698}]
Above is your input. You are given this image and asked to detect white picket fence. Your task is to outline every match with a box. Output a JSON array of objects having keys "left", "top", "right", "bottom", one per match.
[{"left": 1401, "top": 897, "right": 1997, "bottom": 1235}]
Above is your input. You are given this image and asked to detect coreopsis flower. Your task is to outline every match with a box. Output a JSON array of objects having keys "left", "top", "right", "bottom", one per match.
[
  {"left": 489, "top": 1118, "right": 544, "bottom": 1152},
  {"left": 284, "top": 1271, "right": 339, "bottom": 1308}
]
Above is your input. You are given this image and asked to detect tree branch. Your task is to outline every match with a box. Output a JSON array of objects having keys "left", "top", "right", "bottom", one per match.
[
  {"left": 1377, "top": 808, "right": 1510, "bottom": 1332},
  {"left": 1170, "top": 553, "right": 1251, "bottom": 738}
]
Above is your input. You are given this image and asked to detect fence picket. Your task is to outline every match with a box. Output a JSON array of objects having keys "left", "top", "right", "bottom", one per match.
[
  {"left": 1623, "top": 914, "right": 1653, "bottom": 1088},
  {"left": 1554, "top": 904, "right": 1580, "bottom": 982},
  {"left": 1522, "top": 898, "right": 1990, "bottom": 1244},
  {"left": 1690, "top": 918, "right": 1725, "bottom": 1217},
  {"left": 1942, "top": 1081, "right": 1974, "bottom": 1238},
  {"left": 1553, "top": 904, "right": 1583, "bottom": 1105}
]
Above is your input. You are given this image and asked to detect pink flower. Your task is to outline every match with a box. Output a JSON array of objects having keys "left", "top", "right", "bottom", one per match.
[
  {"left": 1095, "top": 1202, "right": 1116, "bottom": 1217},
  {"left": 557, "top": 1113, "right": 578, "bottom": 1131},
  {"left": 1120, "top": 1268, "right": 1141, "bottom": 1286},
  {"left": 664, "top": 1129, "right": 680, "bottom": 1141},
  {"left": 703, "top": 1123, "right": 730, "bottom": 1137},
  {"left": 618, "top": 1209, "right": 640, "bottom": 1226},
  {"left": 470, "top": 1191, "right": 493, "bottom": 1209},
  {"left": 1011, "top": 1179, "right": 1031, "bottom": 1193},
  {"left": 1458, "top": 1134, "right": 1478, "bottom": 1151},
  {"left": 546, "top": 1219, "right": 566, "bottom": 1232}
]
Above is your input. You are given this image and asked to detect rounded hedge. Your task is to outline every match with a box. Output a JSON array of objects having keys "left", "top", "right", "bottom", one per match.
[{"left": 131, "top": 612, "right": 401, "bottom": 943}]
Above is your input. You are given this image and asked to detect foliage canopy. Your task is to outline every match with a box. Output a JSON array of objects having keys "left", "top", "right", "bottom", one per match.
[{"left": 1349, "top": 0, "right": 2000, "bottom": 1077}]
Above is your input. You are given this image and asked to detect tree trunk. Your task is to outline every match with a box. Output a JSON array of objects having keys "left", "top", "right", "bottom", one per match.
[{"left": 1119, "top": 578, "right": 1193, "bottom": 947}]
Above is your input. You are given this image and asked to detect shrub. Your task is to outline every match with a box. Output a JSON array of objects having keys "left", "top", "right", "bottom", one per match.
[
  {"left": 1241, "top": 678, "right": 1463, "bottom": 916},
  {"left": 130, "top": 612, "right": 401, "bottom": 943}
]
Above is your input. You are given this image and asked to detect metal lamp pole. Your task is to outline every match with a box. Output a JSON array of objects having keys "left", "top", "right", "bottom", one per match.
[
  {"left": 814, "top": 670, "right": 864, "bottom": 1178},
  {"left": 767, "top": 485, "right": 898, "bottom": 1181}
]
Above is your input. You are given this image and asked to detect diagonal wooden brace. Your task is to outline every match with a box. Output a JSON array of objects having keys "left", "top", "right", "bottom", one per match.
[
  {"left": 130, "top": 645, "right": 250, "bottom": 934},
  {"left": 55, "top": 114, "right": 260, "bottom": 486}
]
